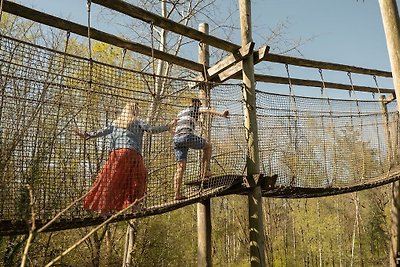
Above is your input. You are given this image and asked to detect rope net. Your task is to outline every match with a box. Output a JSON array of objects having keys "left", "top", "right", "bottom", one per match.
[
  {"left": 0, "top": 35, "right": 243, "bottom": 235},
  {"left": 257, "top": 90, "right": 400, "bottom": 197},
  {"left": 0, "top": 34, "right": 399, "bottom": 235}
]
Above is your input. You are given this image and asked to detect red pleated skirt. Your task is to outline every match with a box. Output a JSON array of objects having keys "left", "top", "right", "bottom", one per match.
[{"left": 83, "top": 148, "right": 147, "bottom": 214}]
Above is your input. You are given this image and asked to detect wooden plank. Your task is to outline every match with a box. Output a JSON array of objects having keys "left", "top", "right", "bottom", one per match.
[
  {"left": 2, "top": 0, "right": 204, "bottom": 73},
  {"left": 266, "top": 54, "right": 392, "bottom": 77},
  {"left": 256, "top": 46, "right": 270, "bottom": 62},
  {"left": 92, "top": 0, "right": 240, "bottom": 53},
  {"left": 253, "top": 74, "right": 395, "bottom": 93},
  {"left": 217, "top": 46, "right": 269, "bottom": 82},
  {"left": 207, "top": 42, "right": 254, "bottom": 78}
]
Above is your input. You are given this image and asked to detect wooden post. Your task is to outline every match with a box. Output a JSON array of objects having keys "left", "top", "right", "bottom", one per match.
[
  {"left": 197, "top": 199, "right": 212, "bottom": 267},
  {"left": 379, "top": 96, "right": 394, "bottom": 163},
  {"left": 197, "top": 23, "right": 212, "bottom": 267},
  {"left": 378, "top": 1, "right": 400, "bottom": 266},
  {"left": 238, "top": 0, "right": 266, "bottom": 266}
]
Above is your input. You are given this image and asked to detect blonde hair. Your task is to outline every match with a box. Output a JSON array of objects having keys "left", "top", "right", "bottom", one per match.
[{"left": 113, "top": 103, "right": 139, "bottom": 128}]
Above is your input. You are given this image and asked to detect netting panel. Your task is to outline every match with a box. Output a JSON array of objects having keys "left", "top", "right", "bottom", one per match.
[
  {"left": 1, "top": 33, "right": 399, "bottom": 234},
  {"left": 0, "top": 35, "right": 243, "bottom": 227},
  {"left": 257, "top": 90, "right": 400, "bottom": 188}
]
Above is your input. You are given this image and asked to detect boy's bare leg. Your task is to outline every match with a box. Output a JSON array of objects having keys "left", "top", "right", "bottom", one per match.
[
  {"left": 201, "top": 142, "right": 212, "bottom": 178},
  {"left": 174, "top": 160, "right": 186, "bottom": 200}
]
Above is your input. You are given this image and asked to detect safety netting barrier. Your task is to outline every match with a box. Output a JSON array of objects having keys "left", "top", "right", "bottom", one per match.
[{"left": 1, "top": 34, "right": 400, "bottom": 235}]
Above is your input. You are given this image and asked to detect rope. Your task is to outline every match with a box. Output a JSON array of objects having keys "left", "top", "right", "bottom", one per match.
[
  {"left": 285, "top": 64, "right": 299, "bottom": 186},
  {"left": 372, "top": 75, "right": 385, "bottom": 170},
  {"left": 120, "top": 48, "right": 127, "bottom": 69},
  {"left": 199, "top": 41, "right": 209, "bottom": 82},
  {"left": 149, "top": 22, "right": 156, "bottom": 97},
  {"left": 347, "top": 72, "right": 367, "bottom": 180},
  {"left": 83, "top": 0, "right": 94, "bottom": 186},
  {"left": 150, "top": 22, "right": 156, "bottom": 76},
  {"left": 319, "top": 68, "right": 336, "bottom": 187},
  {"left": 86, "top": 0, "right": 92, "bottom": 66}
]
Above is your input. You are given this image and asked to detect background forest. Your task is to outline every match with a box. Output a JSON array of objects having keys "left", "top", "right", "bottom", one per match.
[
  {"left": 0, "top": 191, "right": 391, "bottom": 266},
  {"left": 0, "top": 1, "right": 394, "bottom": 266}
]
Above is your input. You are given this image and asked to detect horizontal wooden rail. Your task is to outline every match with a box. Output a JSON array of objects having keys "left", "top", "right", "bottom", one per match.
[
  {"left": 253, "top": 74, "right": 394, "bottom": 94},
  {"left": 4, "top": 1, "right": 394, "bottom": 84},
  {"left": 90, "top": 0, "right": 394, "bottom": 78},
  {"left": 92, "top": 0, "right": 241, "bottom": 53},
  {"left": 266, "top": 54, "right": 392, "bottom": 77},
  {"left": 2, "top": 0, "right": 204, "bottom": 73}
]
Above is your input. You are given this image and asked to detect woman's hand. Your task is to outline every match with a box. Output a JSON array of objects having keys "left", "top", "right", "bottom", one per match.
[
  {"left": 167, "top": 118, "right": 177, "bottom": 134},
  {"left": 73, "top": 128, "right": 89, "bottom": 139}
]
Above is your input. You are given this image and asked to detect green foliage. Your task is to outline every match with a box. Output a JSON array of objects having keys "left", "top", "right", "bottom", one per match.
[
  {"left": 133, "top": 208, "right": 197, "bottom": 266},
  {"left": 0, "top": 6, "right": 395, "bottom": 267},
  {"left": 0, "top": 235, "right": 27, "bottom": 267}
]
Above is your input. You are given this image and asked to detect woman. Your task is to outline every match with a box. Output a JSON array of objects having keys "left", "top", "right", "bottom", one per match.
[
  {"left": 76, "top": 102, "right": 175, "bottom": 214},
  {"left": 173, "top": 98, "right": 229, "bottom": 200}
]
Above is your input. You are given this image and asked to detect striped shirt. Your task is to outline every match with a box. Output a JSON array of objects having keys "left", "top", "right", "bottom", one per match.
[{"left": 175, "top": 106, "right": 206, "bottom": 134}]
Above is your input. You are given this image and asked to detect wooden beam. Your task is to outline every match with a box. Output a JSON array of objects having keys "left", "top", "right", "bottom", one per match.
[
  {"left": 217, "top": 46, "right": 269, "bottom": 82},
  {"left": 206, "top": 42, "right": 254, "bottom": 78},
  {"left": 238, "top": 0, "right": 266, "bottom": 265},
  {"left": 92, "top": 0, "right": 241, "bottom": 53},
  {"left": 98, "top": 0, "right": 392, "bottom": 79},
  {"left": 256, "top": 46, "right": 270, "bottom": 62},
  {"left": 378, "top": 2, "right": 400, "bottom": 265},
  {"left": 5, "top": 1, "right": 393, "bottom": 83},
  {"left": 252, "top": 74, "right": 395, "bottom": 94},
  {"left": 2, "top": 0, "right": 204, "bottom": 73},
  {"left": 266, "top": 54, "right": 392, "bottom": 77},
  {"left": 197, "top": 23, "right": 212, "bottom": 267},
  {"left": 95, "top": 0, "right": 399, "bottom": 78}
]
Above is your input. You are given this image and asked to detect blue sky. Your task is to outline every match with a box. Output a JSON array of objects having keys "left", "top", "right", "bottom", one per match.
[
  {"left": 255, "top": 0, "right": 388, "bottom": 69},
  {"left": 15, "top": 0, "right": 398, "bottom": 98}
]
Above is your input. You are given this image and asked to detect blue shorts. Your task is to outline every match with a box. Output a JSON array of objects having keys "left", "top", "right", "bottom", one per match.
[{"left": 173, "top": 133, "right": 207, "bottom": 161}]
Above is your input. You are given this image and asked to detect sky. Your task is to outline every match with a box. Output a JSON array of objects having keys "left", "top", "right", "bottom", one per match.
[{"left": 14, "top": 0, "right": 399, "bottom": 98}]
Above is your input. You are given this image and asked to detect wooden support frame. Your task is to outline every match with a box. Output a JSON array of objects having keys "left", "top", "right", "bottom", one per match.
[
  {"left": 378, "top": 1, "right": 400, "bottom": 266},
  {"left": 3, "top": 0, "right": 395, "bottom": 94},
  {"left": 2, "top": 0, "right": 204, "bottom": 72},
  {"left": 197, "top": 22, "right": 213, "bottom": 267},
  {"left": 217, "top": 46, "right": 270, "bottom": 82},
  {"left": 206, "top": 42, "right": 255, "bottom": 78},
  {"left": 91, "top": 0, "right": 393, "bottom": 79},
  {"left": 92, "top": 0, "right": 241, "bottom": 53},
  {"left": 196, "top": 42, "right": 264, "bottom": 81},
  {"left": 239, "top": 0, "right": 266, "bottom": 265}
]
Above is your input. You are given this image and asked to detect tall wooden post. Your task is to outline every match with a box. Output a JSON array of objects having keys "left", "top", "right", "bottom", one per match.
[
  {"left": 197, "top": 23, "right": 212, "bottom": 267},
  {"left": 378, "top": 1, "right": 400, "bottom": 266},
  {"left": 238, "top": 0, "right": 266, "bottom": 266}
]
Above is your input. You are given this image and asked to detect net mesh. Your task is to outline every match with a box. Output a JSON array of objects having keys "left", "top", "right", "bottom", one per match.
[
  {"left": 257, "top": 91, "right": 400, "bottom": 193},
  {"left": 1, "top": 34, "right": 399, "bottom": 235}
]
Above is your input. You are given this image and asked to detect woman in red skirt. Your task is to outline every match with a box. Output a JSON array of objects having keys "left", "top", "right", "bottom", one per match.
[{"left": 75, "top": 103, "right": 175, "bottom": 214}]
